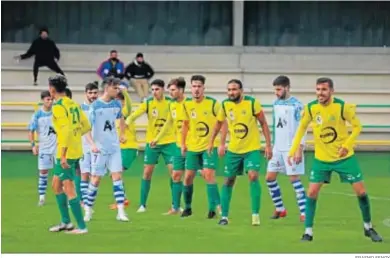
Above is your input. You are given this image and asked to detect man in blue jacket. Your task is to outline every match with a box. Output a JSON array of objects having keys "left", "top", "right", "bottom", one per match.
[{"left": 96, "top": 50, "right": 125, "bottom": 79}]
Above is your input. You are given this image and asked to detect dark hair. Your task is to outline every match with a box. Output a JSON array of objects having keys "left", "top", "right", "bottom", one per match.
[
  {"left": 191, "top": 75, "right": 206, "bottom": 84},
  {"left": 102, "top": 76, "right": 121, "bottom": 88},
  {"left": 227, "top": 79, "right": 243, "bottom": 89},
  {"left": 136, "top": 52, "right": 143, "bottom": 58},
  {"left": 316, "top": 77, "right": 334, "bottom": 89},
  {"left": 48, "top": 74, "right": 68, "bottom": 93},
  {"left": 85, "top": 81, "right": 99, "bottom": 92},
  {"left": 151, "top": 79, "right": 165, "bottom": 88},
  {"left": 168, "top": 77, "right": 186, "bottom": 90},
  {"left": 273, "top": 75, "right": 290, "bottom": 87},
  {"left": 65, "top": 88, "right": 72, "bottom": 99},
  {"left": 117, "top": 91, "right": 125, "bottom": 100},
  {"left": 40, "top": 90, "right": 51, "bottom": 100},
  {"left": 110, "top": 50, "right": 117, "bottom": 54},
  {"left": 39, "top": 27, "right": 49, "bottom": 35}
]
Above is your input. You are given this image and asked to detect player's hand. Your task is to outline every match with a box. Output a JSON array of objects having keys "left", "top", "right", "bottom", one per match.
[
  {"left": 287, "top": 155, "right": 293, "bottom": 166},
  {"left": 90, "top": 144, "right": 100, "bottom": 153},
  {"left": 264, "top": 145, "right": 272, "bottom": 160},
  {"left": 338, "top": 147, "right": 349, "bottom": 158},
  {"left": 294, "top": 149, "right": 303, "bottom": 164},
  {"left": 150, "top": 140, "right": 157, "bottom": 148},
  {"left": 119, "top": 135, "right": 126, "bottom": 143},
  {"left": 60, "top": 157, "right": 70, "bottom": 169},
  {"left": 181, "top": 145, "right": 187, "bottom": 157},
  {"left": 32, "top": 146, "right": 38, "bottom": 156},
  {"left": 217, "top": 144, "right": 226, "bottom": 157}
]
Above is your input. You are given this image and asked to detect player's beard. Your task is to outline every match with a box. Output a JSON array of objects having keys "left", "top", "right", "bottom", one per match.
[
  {"left": 279, "top": 90, "right": 287, "bottom": 100},
  {"left": 229, "top": 94, "right": 241, "bottom": 103}
]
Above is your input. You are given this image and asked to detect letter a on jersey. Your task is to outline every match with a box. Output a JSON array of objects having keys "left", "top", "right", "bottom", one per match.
[{"left": 104, "top": 120, "right": 113, "bottom": 131}]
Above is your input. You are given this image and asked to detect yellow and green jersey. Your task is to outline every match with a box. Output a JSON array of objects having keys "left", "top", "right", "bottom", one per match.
[
  {"left": 289, "top": 97, "right": 362, "bottom": 162},
  {"left": 217, "top": 96, "right": 263, "bottom": 154},
  {"left": 116, "top": 90, "right": 138, "bottom": 149}
]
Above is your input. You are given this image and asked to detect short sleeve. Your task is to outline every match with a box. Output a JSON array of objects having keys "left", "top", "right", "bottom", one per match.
[
  {"left": 217, "top": 103, "right": 226, "bottom": 122},
  {"left": 294, "top": 101, "right": 304, "bottom": 122},
  {"left": 253, "top": 99, "right": 262, "bottom": 116},
  {"left": 116, "top": 101, "right": 122, "bottom": 119},
  {"left": 183, "top": 102, "right": 189, "bottom": 121},
  {"left": 28, "top": 112, "right": 38, "bottom": 131},
  {"left": 88, "top": 104, "right": 96, "bottom": 126},
  {"left": 213, "top": 101, "right": 221, "bottom": 117}
]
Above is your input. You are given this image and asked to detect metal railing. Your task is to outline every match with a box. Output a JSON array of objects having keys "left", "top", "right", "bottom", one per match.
[{"left": 2, "top": 101, "right": 390, "bottom": 146}]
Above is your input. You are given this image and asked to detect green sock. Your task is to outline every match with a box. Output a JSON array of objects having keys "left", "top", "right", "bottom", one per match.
[
  {"left": 170, "top": 178, "right": 174, "bottom": 206},
  {"left": 140, "top": 179, "right": 151, "bottom": 206},
  {"left": 214, "top": 183, "right": 221, "bottom": 206},
  {"left": 358, "top": 194, "right": 372, "bottom": 223},
  {"left": 183, "top": 184, "right": 193, "bottom": 209},
  {"left": 172, "top": 181, "right": 183, "bottom": 210},
  {"left": 221, "top": 184, "right": 233, "bottom": 217},
  {"left": 55, "top": 193, "right": 71, "bottom": 224},
  {"left": 207, "top": 184, "right": 216, "bottom": 211},
  {"left": 69, "top": 197, "right": 86, "bottom": 230},
  {"left": 250, "top": 179, "right": 261, "bottom": 214},
  {"left": 305, "top": 197, "right": 317, "bottom": 228},
  {"left": 74, "top": 175, "right": 82, "bottom": 200}
]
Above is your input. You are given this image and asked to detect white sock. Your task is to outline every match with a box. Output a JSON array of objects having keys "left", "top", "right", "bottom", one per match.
[
  {"left": 305, "top": 227, "right": 313, "bottom": 236},
  {"left": 364, "top": 222, "right": 372, "bottom": 230},
  {"left": 222, "top": 216, "right": 228, "bottom": 220},
  {"left": 39, "top": 194, "right": 45, "bottom": 201}
]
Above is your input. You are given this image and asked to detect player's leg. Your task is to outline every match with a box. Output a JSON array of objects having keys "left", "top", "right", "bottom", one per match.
[
  {"left": 83, "top": 152, "right": 106, "bottom": 221},
  {"left": 37, "top": 153, "right": 54, "bottom": 206},
  {"left": 245, "top": 150, "right": 262, "bottom": 226},
  {"left": 283, "top": 152, "right": 306, "bottom": 222},
  {"left": 265, "top": 151, "right": 287, "bottom": 219},
  {"left": 202, "top": 148, "right": 221, "bottom": 219},
  {"left": 336, "top": 156, "right": 382, "bottom": 242},
  {"left": 181, "top": 151, "right": 201, "bottom": 217},
  {"left": 218, "top": 151, "right": 242, "bottom": 225},
  {"left": 74, "top": 162, "right": 82, "bottom": 204},
  {"left": 79, "top": 153, "right": 91, "bottom": 206},
  {"left": 138, "top": 144, "right": 159, "bottom": 212},
  {"left": 301, "top": 158, "right": 330, "bottom": 241},
  {"left": 108, "top": 150, "right": 129, "bottom": 221},
  {"left": 55, "top": 159, "right": 87, "bottom": 234}
]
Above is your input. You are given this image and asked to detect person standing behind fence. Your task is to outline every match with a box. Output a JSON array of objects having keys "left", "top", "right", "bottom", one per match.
[
  {"left": 15, "top": 28, "right": 64, "bottom": 86},
  {"left": 124, "top": 53, "right": 154, "bottom": 102},
  {"left": 96, "top": 50, "right": 125, "bottom": 79}
]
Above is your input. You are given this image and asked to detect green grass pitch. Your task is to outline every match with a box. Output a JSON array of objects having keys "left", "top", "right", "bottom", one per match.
[{"left": 2, "top": 151, "right": 390, "bottom": 253}]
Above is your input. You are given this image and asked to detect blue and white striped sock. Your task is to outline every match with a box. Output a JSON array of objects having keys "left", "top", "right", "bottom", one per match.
[
  {"left": 292, "top": 179, "right": 306, "bottom": 215},
  {"left": 38, "top": 172, "right": 48, "bottom": 198},
  {"left": 85, "top": 183, "right": 99, "bottom": 208},
  {"left": 266, "top": 180, "right": 285, "bottom": 212},
  {"left": 113, "top": 180, "right": 125, "bottom": 208},
  {"left": 80, "top": 180, "right": 89, "bottom": 204}
]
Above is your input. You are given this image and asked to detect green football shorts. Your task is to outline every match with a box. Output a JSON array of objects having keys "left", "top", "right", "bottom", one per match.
[
  {"left": 172, "top": 145, "right": 185, "bottom": 171},
  {"left": 54, "top": 159, "right": 78, "bottom": 181},
  {"left": 224, "top": 150, "right": 261, "bottom": 177},
  {"left": 310, "top": 155, "right": 363, "bottom": 184},
  {"left": 144, "top": 143, "right": 175, "bottom": 165},
  {"left": 121, "top": 148, "right": 138, "bottom": 170},
  {"left": 185, "top": 148, "right": 217, "bottom": 171}
]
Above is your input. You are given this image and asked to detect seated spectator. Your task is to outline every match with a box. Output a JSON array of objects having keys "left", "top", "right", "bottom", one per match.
[
  {"left": 97, "top": 50, "right": 125, "bottom": 79},
  {"left": 124, "top": 53, "right": 154, "bottom": 101}
]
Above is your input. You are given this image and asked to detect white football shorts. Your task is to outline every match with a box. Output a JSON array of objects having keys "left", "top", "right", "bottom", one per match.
[
  {"left": 267, "top": 150, "right": 305, "bottom": 176},
  {"left": 91, "top": 149, "right": 122, "bottom": 176}
]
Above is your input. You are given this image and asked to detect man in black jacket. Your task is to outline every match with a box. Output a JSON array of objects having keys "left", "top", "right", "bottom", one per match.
[
  {"left": 124, "top": 53, "right": 154, "bottom": 101},
  {"left": 15, "top": 28, "right": 65, "bottom": 86}
]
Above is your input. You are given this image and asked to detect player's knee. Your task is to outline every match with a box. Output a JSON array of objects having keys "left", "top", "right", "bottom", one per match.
[
  {"left": 265, "top": 172, "right": 277, "bottom": 181},
  {"left": 307, "top": 187, "right": 320, "bottom": 198},
  {"left": 51, "top": 178, "right": 62, "bottom": 194},
  {"left": 289, "top": 175, "right": 300, "bottom": 182},
  {"left": 143, "top": 165, "right": 154, "bottom": 180},
  {"left": 352, "top": 181, "right": 366, "bottom": 196},
  {"left": 172, "top": 172, "right": 182, "bottom": 182},
  {"left": 184, "top": 172, "right": 195, "bottom": 185},
  {"left": 81, "top": 173, "right": 90, "bottom": 181},
  {"left": 204, "top": 170, "right": 216, "bottom": 183},
  {"left": 62, "top": 180, "right": 77, "bottom": 199},
  {"left": 90, "top": 176, "right": 101, "bottom": 186},
  {"left": 248, "top": 171, "right": 258, "bottom": 181},
  {"left": 225, "top": 177, "right": 236, "bottom": 186},
  {"left": 111, "top": 172, "right": 122, "bottom": 181},
  {"left": 40, "top": 169, "right": 49, "bottom": 175}
]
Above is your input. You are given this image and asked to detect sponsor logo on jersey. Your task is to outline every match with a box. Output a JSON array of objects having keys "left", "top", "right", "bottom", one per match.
[
  {"left": 320, "top": 126, "right": 337, "bottom": 144},
  {"left": 195, "top": 122, "right": 209, "bottom": 137},
  {"left": 233, "top": 123, "right": 249, "bottom": 139}
]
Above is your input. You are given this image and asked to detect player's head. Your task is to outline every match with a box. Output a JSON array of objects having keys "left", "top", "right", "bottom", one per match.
[
  {"left": 151, "top": 79, "right": 165, "bottom": 100},
  {"left": 40, "top": 90, "right": 53, "bottom": 109},
  {"left": 65, "top": 88, "right": 72, "bottom": 99},
  {"left": 190, "top": 75, "right": 205, "bottom": 100},
  {"left": 85, "top": 81, "right": 99, "bottom": 103},
  {"left": 102, "top": 76, "right": 121, "bottom": 100},
  {"left": 316, "top": 77, "right": 334, "bottom": 104},
  {"left": 48, "top": 74, "right": 68, "bottom": 99},
  {"left": 227, "top": 79, "right": 243, "bottom": 102},
  {"left": 273, "top": 75, "right": 290, "bottom": 100},
  {"left": 167, "top": 77, "right": 186, "bottom": 100}
]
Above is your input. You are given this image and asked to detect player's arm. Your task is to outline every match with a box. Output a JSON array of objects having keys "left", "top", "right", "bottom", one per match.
[
  {"left": 181, "top": 104, "right": 190, "bottom": 156},
  {"left": 255, "top": 100, "right": 272, "bottom": 159},
  {"left": 342, "top": 103, "right": 362, "bottom": 150},
  {"left": 153, "top": 107, "right": 172, "bottom": 145},
  {"left": 122, "top": 88, "right": 132, "bottom": 116},
  {"left": 288, "top": 105, "right": 311, "bottom": 163},
  {"left": 79, "top": 107, "right": 98, "bottom": 151},
  {"left": 209, "top": 106, "right": 226, "bottom": 154},
  {"left": 52, "top": 105, "right": 71, "bottom": 162},
  {"left": 27, "top": 112, "right": 38, "bottom": 155},
  {"left": 295, "top": 102, "right": 307, "bottom": 153},
  {"left": 126, "top": 101, "right": 146, "bottom": 125},
  {"left": 117, "top": 106, "right": 126, "bottom": 143}
]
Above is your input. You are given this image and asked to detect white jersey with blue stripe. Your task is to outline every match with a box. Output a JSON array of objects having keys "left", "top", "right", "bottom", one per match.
[
  {"left": 272, "top": 96, "right": 305, "bottom": 152},
  {"left": 89, "top": 98, "right": 122, "bottom": 154},
  {"left": 81, "top": 102, "right": 91, "bottom": 153},
  {"left": 27, "top": 108, "right": 57, "bottom": 154}
]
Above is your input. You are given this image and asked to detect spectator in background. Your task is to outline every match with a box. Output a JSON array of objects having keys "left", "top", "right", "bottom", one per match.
[
  {"left": 124, "top": 53, "right": 154, "bottom": 101},
  {"left": 15, "top": 27, "right": 64, "bottom": 86},
  {"left": 96, "top": 50, "right": 125, "bottom": 79}
]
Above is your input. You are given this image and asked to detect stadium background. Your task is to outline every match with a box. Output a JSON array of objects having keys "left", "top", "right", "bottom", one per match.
[{"left": 1, "top": 1, "right": 390, "bottom": 254}]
